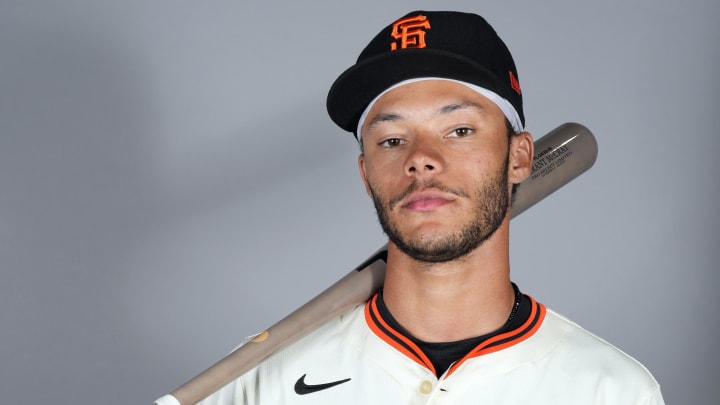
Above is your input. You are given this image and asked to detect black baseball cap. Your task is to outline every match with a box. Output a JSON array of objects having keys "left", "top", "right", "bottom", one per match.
[{"left": 327, "top": 11, "right": 524, "bottom": 138}]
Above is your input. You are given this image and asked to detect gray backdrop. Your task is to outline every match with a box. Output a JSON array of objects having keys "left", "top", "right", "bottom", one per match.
[{"left": 2, "top": 0, "right": 718, "bottom": 403}]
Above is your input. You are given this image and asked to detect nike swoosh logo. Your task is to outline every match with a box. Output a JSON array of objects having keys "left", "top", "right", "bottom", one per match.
[{"left": 294, "top": 374, "right": 351, "bottom": 395}]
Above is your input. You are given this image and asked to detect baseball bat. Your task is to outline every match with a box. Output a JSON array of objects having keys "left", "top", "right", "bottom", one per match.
[{"left": 154, "top": 122, "right": 598, "bottom": 405}]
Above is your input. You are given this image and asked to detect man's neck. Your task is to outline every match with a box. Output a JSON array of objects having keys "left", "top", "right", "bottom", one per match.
[{"left": 381, "top": 224, "right": 515, "bottom": 343}]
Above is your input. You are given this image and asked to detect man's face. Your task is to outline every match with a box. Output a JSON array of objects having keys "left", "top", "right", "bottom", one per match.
[{"left": 358, "top": 80, "right": 520, "bottom": 263}]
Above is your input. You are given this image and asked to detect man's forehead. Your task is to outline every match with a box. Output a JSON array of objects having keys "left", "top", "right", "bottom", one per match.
[
  {"left": 357, "top": 78, "right": 521, "bottom": 139},
  {"left": 367, "top": 102, "right": 490, "bottom": 127},
  {"left": 363, "top": 82, "right": 499, "bottom": 129}
]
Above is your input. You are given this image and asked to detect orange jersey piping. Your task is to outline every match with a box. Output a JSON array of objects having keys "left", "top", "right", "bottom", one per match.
[
  {"left": 364, "top": 294, "right": 437, "bottom": 375},
  {"left": 364, "top": 293, "right": 546, "bottom": 379}
]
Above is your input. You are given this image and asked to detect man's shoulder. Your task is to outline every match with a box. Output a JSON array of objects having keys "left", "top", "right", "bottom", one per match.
[
  {"left": 540, "top": 307, "right": 660, "bottom": 387},
  {"left": 542, "top": 308, "right": 647, "bottom": 361},
  {"left": 197, "top": 304, "right": 368, "bottom": 405}
]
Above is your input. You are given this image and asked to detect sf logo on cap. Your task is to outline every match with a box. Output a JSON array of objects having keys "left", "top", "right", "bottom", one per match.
[{"left": 390, "top": 15, "right": 431, "bottom": 50}]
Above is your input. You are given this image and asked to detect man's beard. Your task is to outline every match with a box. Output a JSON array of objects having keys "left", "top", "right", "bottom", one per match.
[{"left": 369, "top": 161, "right": 510, "bottom": 263}]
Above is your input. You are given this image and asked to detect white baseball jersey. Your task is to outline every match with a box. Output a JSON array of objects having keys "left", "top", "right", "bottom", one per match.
[{"left": 195, "top": 293, "right": 664, "bottom": 404}]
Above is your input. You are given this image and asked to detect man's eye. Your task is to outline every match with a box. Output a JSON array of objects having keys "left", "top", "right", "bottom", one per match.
[
  {"left": 450, "top": 127, "right": 473, "bottom": 137},
  {"left": 379, "top": 138, "right": 404, "bottom": 148}
]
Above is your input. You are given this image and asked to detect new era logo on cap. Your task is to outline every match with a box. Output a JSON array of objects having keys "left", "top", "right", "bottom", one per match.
[{"left": 509, "top": 71, "right": 522, "bottom": 95}]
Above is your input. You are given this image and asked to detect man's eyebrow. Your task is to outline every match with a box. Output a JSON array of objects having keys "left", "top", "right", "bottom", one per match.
[
  {"left": 437, "top": 101, "right": 485, "bottom": 115},
  {"left": 365, "top": 113, "right": 403, "bottom": 131}
]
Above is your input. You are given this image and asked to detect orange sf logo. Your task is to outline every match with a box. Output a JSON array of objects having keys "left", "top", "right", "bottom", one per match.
[{"left": 390, "top": 15, "right": 431, "bottom": 50}]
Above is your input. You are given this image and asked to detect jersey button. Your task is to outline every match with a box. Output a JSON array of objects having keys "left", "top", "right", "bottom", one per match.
[{"left": 419, "top": 380, "right": 433, "bottom": 394}]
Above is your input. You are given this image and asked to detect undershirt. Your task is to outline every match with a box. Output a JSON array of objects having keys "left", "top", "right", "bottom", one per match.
[{"left": 375, "top": 284, "right": 532, "bottom": 378}]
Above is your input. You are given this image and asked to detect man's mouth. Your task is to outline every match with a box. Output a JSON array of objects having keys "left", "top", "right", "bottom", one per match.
[{"left": 403, "top": 191, "right": 454, "bottom": 212}]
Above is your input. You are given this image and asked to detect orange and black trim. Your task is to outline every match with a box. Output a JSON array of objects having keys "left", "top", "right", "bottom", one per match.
[
  {"left": 364, "top": 293, "right": 546, "bottom": 378},
  {"left": 365, "top": 294, "right": 438, "bottom": 376}
]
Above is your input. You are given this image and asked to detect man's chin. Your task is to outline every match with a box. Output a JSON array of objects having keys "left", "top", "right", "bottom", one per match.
[{"left": 389, "top": 236, "right": 477, "bottom": 263}]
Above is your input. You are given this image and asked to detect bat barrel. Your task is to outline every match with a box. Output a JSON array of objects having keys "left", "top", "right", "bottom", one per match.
[{"left": 511, "top": 122, "right": 597, "bottom": 218}]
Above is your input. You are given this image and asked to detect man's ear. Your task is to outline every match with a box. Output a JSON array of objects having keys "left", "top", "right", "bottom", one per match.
[
  {"left": 358, "top": 154, "right": 373, "bottom": 198},
  {"left": 508, "top": 131, "right": 534, "bottom": 184}
]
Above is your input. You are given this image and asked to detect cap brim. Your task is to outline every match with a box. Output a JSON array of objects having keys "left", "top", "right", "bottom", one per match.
[{"left": 327, "top": 49, "right": 511, "bottom": 133}]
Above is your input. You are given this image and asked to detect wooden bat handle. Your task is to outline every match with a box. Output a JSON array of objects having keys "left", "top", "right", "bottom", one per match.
[{"left": 154, "top": 122, "right": 597, "bottom": 405}]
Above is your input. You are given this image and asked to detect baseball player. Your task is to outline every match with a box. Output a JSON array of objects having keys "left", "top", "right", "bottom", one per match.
[{"left": 197, "top": 10, "right": 664, "bottom": 404}]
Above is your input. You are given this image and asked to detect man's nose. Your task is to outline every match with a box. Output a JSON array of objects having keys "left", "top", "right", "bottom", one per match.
[{"left": 404, "top": 137, "right": 444, "bottom": 177}]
